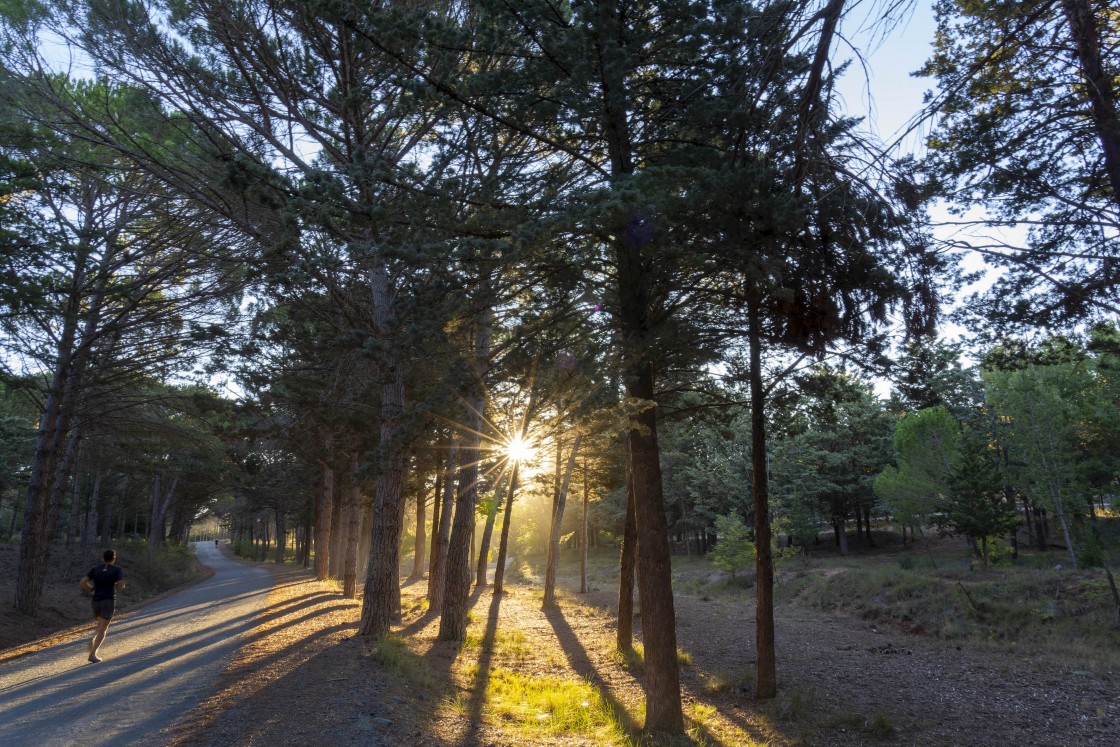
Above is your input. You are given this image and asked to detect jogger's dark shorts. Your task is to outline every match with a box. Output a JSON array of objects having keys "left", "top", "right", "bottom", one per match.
[{"left": 91, "top": 599, "right": 115, "bottom": 620}]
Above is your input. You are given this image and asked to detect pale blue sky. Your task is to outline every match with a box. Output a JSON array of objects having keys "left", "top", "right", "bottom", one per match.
[{"left": 835, "top": 0, "right": 938, "bottom": 155}]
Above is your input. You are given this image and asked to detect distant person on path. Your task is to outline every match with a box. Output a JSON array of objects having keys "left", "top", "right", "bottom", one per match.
[{"left": 80, "top": 550, "right": 126, "bottom": 663}]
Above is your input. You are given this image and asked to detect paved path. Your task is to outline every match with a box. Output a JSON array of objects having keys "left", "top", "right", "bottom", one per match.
[{"left": 0, "top": 543, "right": 273, "bottom": 746}]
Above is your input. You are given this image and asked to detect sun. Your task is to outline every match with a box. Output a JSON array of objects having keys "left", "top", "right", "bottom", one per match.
[{"left": 504, "top": 435, "right": 535, "bottom": 464}]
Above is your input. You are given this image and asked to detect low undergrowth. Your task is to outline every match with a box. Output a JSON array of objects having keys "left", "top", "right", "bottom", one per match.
[{"left": 776, "top": 563, "right": 1120, "bottom": 669}]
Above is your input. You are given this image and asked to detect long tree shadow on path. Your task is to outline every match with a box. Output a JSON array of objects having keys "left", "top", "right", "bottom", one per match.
[
  {"left": 541, "top": 605, "right": 646, "bottom": 743},
  {"left": 454, "top": 590, "right": 503, "bottom": 747}
]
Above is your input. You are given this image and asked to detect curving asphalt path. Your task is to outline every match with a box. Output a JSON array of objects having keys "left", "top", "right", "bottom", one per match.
[{"left": 0, "top": 542, "right": 273, "bottom": 746}]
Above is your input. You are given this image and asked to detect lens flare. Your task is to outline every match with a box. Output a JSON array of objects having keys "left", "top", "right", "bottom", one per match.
[{"left": 505, "top": 436, "right": 535, "bottom": 463}]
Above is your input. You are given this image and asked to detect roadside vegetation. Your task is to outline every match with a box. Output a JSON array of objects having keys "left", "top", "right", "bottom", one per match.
[{"left": 0, "top": 538, "right": 207, "bottom": 652}]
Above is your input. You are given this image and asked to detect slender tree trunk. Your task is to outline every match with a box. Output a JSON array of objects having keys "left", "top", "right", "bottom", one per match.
[
  {"left": 544, "top": 434, "right": 583, "bottom": 608},
  {"left": 474, "top": 479, "right": 501, "bottom": 587},
  {"left": 428, "top": 441, "right": 458, "bottom": 607},
  {"left": 275, "top": 508, "right": 287, "bottom": 564},
  {"left": 329, "top": 466, "right": 346, "bottom": 579},
  {"left": 617, "top": 473, "right": 638, "bottom": 651},
  {"left": 747, "top": 300, "right": 776, "bottom": 699},
  {"left": 580, "top": 458, "right": 589, "bottom": 594},
  {"left": 343, "top": 452, "right": 363, "bottom": 597},
  {"left": 491, "top": 462, "right": 520, "bottom": 595},
  {"left": 440, "top": 309, "right": 492, "bottom": 641},
  {"left": 490, "top": 375, "right": 538, "bottom": 594},
  {"left": 82, "top": 472, "right": 102, "bottom": 551},
  {"left": 1060, "top": 0, "right": 1120, "bottom": 206},
  {"left": 315, "top": 449, "right": 334, "bottom": 582},
  {"left": 148, "top": 474, "right": 178, "bottom": 557},
  {"left": 65, "top": 444, "right": 83, "bottom": 550},
  {"left": 410, "top": 481, "right": 427, "bottom": 581},
  {"left": 427, "top": 452, "right": 445, "bottom": 581}
]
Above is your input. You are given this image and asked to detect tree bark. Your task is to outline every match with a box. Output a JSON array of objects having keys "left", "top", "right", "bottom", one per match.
[
  {"left": 474, "top": 479, "right": 501, "bottom": 587},
  {"left": 82, "top": 472, "right": 102, "bottom": 551},
  {"left": 275, "top": 508, "right": 287, "bottom": 564},
  {"left": 439, "top": 308, "right": 491, "bottom": 641},
  {"left": 15, "top": 354, "right": 78, "bottom": 613},
  {"left": 343, "top": 451, "right": 363, "bottom": 598},
  {"left": 491, "top": 461, "right": 520, "bottom": 595},
  {"left": 410, "top": 481, "right": 427, "bottom": 581},
  {"left": 315, "top": 451, "right": 334, "bottom": 582},
  {"left": 580, "top": 457, "right": 589, "bottom": 594},
  {"left": 358, "top": 343, "right": 409, "bottom": 637},
  {"left": 544, "top": 434, "right": 582, "bottom": 608},
  {"left": 1060, "top": 0, "right": 1120, "bottom": 207},
  {"left": 148, "top": 474, "right": 178, "bottom": 556},
  {"left": 590, "top": 0, "right": 684, "bottom": 729},
  {"left": 329, "top": 465, "right": 346, "bottom": 579},
  {"left": 747, "top": 300, "right": 777, "bottom": 699},
  {"left": 428, "top": 441, "right": 458, "bottom": 608},
  {"left": 616, "top": 473, "right": 638, "bottom": 651}
]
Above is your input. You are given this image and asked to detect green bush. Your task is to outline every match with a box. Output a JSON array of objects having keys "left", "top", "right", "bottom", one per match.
[{"left": 709, "top": 513, "right": 754, "bottom": 577}]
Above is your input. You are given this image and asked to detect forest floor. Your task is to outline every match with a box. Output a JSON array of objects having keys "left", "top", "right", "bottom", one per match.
[{"left": 163, "top": 536, "right": 1119, "bottom": 747}]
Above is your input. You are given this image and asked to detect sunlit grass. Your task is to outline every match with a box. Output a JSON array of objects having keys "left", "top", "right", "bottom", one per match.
[
  {"left": 463, "top": 629, "right": 533, "bottom": 662},
  {"left": 701, "top": 668, "right": 753, "bottom": 695},
  {"left": 609, "top": 643, "right": 692, "bottom": 673},
  {"left": 469, "top": 667, "right": 632, "bottom": 744},
  {"left": 374, "top": 633, "right": 437, "bottom": 690}
]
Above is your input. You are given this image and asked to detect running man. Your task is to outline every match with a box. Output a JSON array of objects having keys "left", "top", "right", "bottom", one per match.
[{"left": 79, "top": 550, "right": 126, "bottom": 663}]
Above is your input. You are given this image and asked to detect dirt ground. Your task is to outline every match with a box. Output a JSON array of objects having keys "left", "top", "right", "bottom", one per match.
[
  {"left": 3, "top": 535, "right": 1115, "bottom": 745},
  {"left": 160, "top": 553, "right": 1118, "bottom": 747}
]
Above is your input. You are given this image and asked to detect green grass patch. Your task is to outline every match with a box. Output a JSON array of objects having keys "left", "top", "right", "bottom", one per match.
[
  {"left": 474, "top": 667, "right": 631, "bottom": 744},
  {"left": 374, "top": 633, "right": 437, "bottom": 690},
  {"left": 701, "top": 668, "right": 753, "bottom": 695},
  {"left": 463, "top": 629, "right": 533, "bottom": 662}
]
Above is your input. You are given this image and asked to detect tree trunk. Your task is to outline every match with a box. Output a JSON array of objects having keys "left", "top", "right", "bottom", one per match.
[
  {"left": 82, "top": 472, "right": 102, "bottom": 551},
  {"left": 358, "top": 351, "right": 409, "bottom": 637},
  {"left": 544, "top": 434, "right": 583, "bottom": 608},
  {"left": 594, "top": 0, "right": 683, "bottom": 729},
  {"left": 427, "top": 451, "right": 445, "bottom": 581},
  {"left": 410, "top": 482, "right": 427, "bottom": 581},
  {"left": 65, "top": 445, "right": 82, "bottom": 550},
  {"left": 439, "top": 308, "right": 491, "bottom": 641},
  {"left": 747, "top": 300, "right": 776, "bottom": 699},
  {"left": 616, "top": 473, "right": 637, "bottom": 651},
  {"left": 491, "top": 461, "right": 520, "bottom": 595},
  {"left": 275, "top": 508, "right": 287, "bottom": 564},
  {"left": 580, "top": 458, "right": 589, "bottom": 594},
  {"left": 15, "top": 381, "right": 75, "bottom": 613},
  {"left": 1060, "top": 0, "right": 1120, "bottom": 207},
  {"left": 148, "top": 474, "right": 178, "bottom": 556},
  {"left": 474, "top": 480, "right": 501, "bottom": 587},
  {"left": 329, "top": 466, "right": 346, "bottom": 579},
  {"left": 428, "top": 441, "right": 458, "bottom": 607},
  {"left": 342, "top": 453, "right": 361, "bottom": 596},
  {"left": 315, "top": 451, "right": 334, "bottom": 582}
]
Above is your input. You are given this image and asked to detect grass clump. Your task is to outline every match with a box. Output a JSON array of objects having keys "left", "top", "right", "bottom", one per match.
[
  {"left": 611, "top": 643, "right": 692, "bottom": 674},
  {"left": 480, "top": 668, "right": 629, "bottom": 744},
  {"left": 374, "top": 633, "right": 437, "bottom": 690},
  {"left": 702, "top": 668, "right": 753, "bottom": 695},
  {"left": 612, "top": 643, "right": 645, "bottom": 672},
  {"left": 463, "top": 629, "right": 533, "bottom": 662}
]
